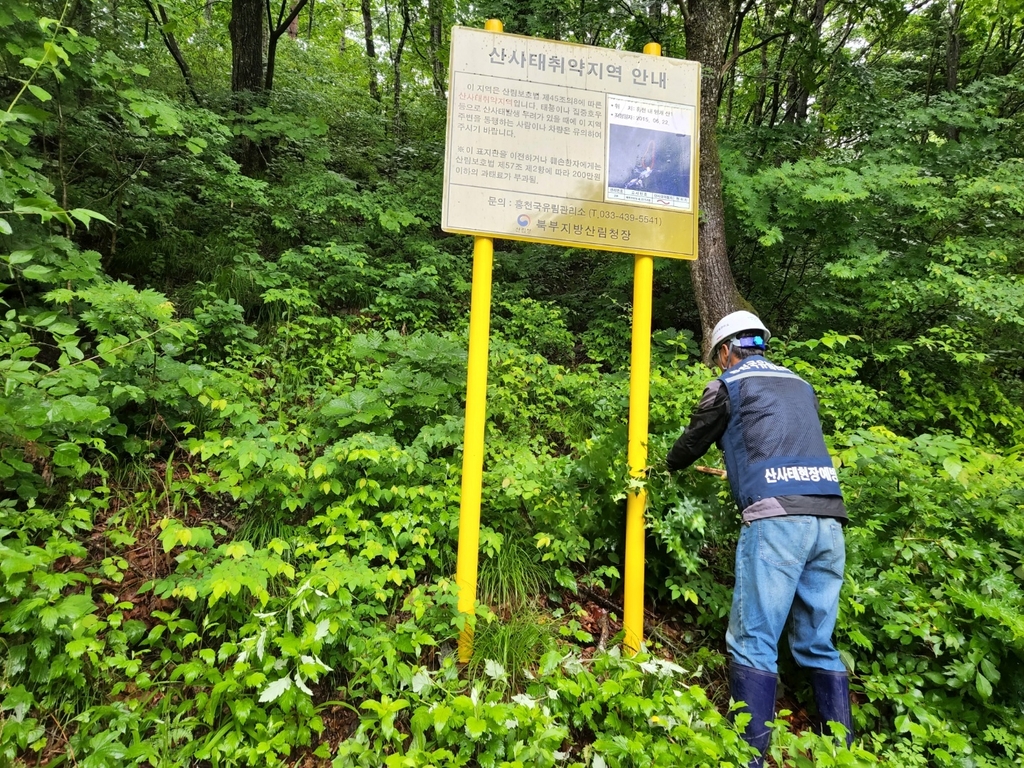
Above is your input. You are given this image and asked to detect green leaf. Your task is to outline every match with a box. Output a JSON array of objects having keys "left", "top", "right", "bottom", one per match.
[
  {"left": 43, "top": 41, "right": 70, "bottom": 67},
  {"left": 975, "top": 671, "right": 993, "bottom": 699},
  {"left": 27, "top": 84, "right": 51, "bottom": 102},
  {"left": 0, "top": 218, "right": 11, "bottom": 235},
  {"left": 160, "top": 525, "right": 183, "bottom": 553},
  {"left": 52, "top": 443, "right": 81, "bottom": 467},
  {"left": 48, "top": 395, "right": 108, "bottom": 423},
  {"left": 378, "top": 208, "right": 420, "bottom": 232},
  {"left": 942, "top": 457, "right": 963, "bottom": 480},
  {"left": 432, "top": 703, "right": 452, "bottom": 733},
  {"left": 2, "top": 685, "right": 35, "bottom": 721},
  {"left": 259, "top": 676, "right": 292, "bottom": 703},
  {"left": 980, "top": 657, "right": 1000, "bottom": 684},
  {"left": 48, "top": 322, "right": 77, "bottom": 336},
  {"left": 465, "top": 716, "right": 487, "bottom": 739},
  {"left": 69, "top": 209, "right": 113, "bottom": 229},
  {"left": 21, "top": 264, "right": 53, "bottom": 281},
  {"left": 187, "top": 527, "right": 214, "bottom": 549},
  {"left": 0, "top": 551, "right": 37, "bottom": 576},
  {"left": 224, "top": 542, "right": 247, "bottom": 560},
  {"left": 14, "top": 197, "right": 63, "bottom": 218}
]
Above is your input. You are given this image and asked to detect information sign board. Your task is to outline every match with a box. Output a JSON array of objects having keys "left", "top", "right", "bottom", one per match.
[{"left": 442, "top": 27, "right": 701, "bottom": 259}]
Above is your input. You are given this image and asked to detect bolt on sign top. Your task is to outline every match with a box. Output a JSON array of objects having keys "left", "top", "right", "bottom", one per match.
[{"left": 442, "top": 26, "right": 701, "bottom": 260}]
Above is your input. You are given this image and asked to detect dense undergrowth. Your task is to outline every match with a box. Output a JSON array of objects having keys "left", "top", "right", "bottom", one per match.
[{"left": 3, "top": 0, "right": 1024, "bottom": 766}]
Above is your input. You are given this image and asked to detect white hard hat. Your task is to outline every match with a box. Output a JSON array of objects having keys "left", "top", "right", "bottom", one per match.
[{"left": 709, "top": 310, "right": 771, "bottom": 353}]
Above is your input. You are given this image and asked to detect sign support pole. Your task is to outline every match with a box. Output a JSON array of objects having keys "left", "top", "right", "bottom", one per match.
[
  {"left": 456, "top": 233, "right": 495, "bottom": 662},
  {"left": 455, "top": 18, "right": 503, "bottom": 664},
  {"left": 623, "top": 40, "right": 661, "bottom": 655}
]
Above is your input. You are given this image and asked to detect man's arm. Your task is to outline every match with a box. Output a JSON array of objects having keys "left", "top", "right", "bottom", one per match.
[{"left": 666, "top": 380, "right": 730, "bottom": 471}]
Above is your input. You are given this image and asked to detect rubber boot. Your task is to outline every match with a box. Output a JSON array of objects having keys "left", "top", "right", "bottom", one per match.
[
  {"left": 730, "top": 662, "right": 778, "bottom": 768},
  {"left": 810, "top": 668, "right": 853, "bottom": 747}
]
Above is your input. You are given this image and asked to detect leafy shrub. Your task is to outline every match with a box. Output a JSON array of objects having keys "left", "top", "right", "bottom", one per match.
[
  {"left": 493, "top": 297, "right": 577, "bottom": 365},
  {"left": 837, "top": 427, "right": 1024, "bottom": 765}
]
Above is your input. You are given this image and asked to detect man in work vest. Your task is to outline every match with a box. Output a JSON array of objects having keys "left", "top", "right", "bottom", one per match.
[{"left": 666, "top": 311, "right": 853, "bottom": 766}]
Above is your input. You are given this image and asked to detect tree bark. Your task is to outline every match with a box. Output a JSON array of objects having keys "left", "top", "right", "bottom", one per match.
[
  {"left": 767, "top": 0, "right": 798, "bottom": 128},
  {"left": 230, "top": 0, "right": 265, "bottom": 94},
  {"left": 230, "top": 0, "right": 265, "bottom": 176},
  {"left": 339, "top": 3, "right": 348, "bottom": 53},
  {"left": 945, "top": 0, "right": 963, "bottom": 140},
  {"left": 945, "top": 0, "right": 963, "bottom": 92},
  {"left": 786, "top": 0, "right": 826, "bottom": 124},
  {"left": 752, "top": 41, "right": 767, "bottom": 126},
  {"left": 391, "top": 0, "right": 411, "bottom": 136},
  {"left": 428, "top": 0, "right": 445, "bottom": 97},
  {"left": 680, "top": 0, "right": 748, "bottom": 356},
  {"left": 362, "top": 0, "right": 381, "bottom": 101}
]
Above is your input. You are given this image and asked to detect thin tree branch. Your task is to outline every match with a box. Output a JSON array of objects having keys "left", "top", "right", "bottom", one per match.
[
  {"left": 141, "top": 0, "right": 203, "bottom": 104},
  {"left": 615, "top": 0, "right": 658, "bottom": 44},
  {"left": 721, "top": 30, "right": 788, "bottom": 77}
]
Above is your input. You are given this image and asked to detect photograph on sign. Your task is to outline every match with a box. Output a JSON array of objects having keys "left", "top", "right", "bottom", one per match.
[
  {"left": 605, "top": 95, "right": 694, "bottom": 211},
  {"left": 442, "top": 27, "right": 701, "bottom": 260}
]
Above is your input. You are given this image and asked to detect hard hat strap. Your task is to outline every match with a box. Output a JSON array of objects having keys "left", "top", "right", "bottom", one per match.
[{"left": 729, "top": 334, "right": 767, "bottom": 350}]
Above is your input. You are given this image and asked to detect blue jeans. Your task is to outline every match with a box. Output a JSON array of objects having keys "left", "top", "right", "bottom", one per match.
[{"left": 726, "top": 516, "right": 846, "bottom": 674}]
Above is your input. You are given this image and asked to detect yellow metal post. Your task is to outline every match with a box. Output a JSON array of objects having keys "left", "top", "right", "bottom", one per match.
[
  {"left": 458, "top": 234, "right": 493, "bottom": 663},
  {"left": 455, "top": 17, "right": 503, "bottom": 665},
  {"left": 623, "top": 252, "right": 654, "bottom": 653},
  {"left": 456, "top": 235, "right": 494, "bottom": 662},
  {"left": 623, "top": 41, "right": 662, "bottom": 655}
]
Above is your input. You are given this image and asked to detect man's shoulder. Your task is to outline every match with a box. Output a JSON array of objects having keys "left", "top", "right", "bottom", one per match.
[
  {"left": 704, "top": 378, "right": 724, "bottom": 394},
  {"left": 696, "top": 378, "right": 727, "bottom": 411}
]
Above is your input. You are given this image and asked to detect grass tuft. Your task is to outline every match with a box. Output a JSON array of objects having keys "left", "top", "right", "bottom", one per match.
[
  {"left": 478, "top": 533, "right": 552, "bottom": 612},
  {"left": 468, "top": 608, "right": 557, "bottom": 691}
]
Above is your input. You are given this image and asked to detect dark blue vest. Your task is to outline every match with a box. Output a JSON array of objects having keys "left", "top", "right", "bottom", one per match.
[{"left": 718, "top": 356, "right": 843, "bottom": 510}]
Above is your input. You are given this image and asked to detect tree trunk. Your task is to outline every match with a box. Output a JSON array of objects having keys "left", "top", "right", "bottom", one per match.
[
  {"left": 788, "top": 0, "right": 826, "bottom": 124},
  {"left": 230, "top": 0, "right": 265, "bottom": 176},
  {"left": 362, "top": 0, "right": 381, "bottom": 101},
  {"left": 230, "top": 0, "right": 264, "bottom": 94},
  {"left": 945, "top": 0, "right": 963, "bottom": 141},
  {"left": 339, "top": 4, "right": 347, "bottom": 53},
  {"left": 681, "top": 0, "right": 748, "bottom": 356},
  {"left": 264, "top": 0, "right": 309, "bottom": 92},
  {"left": 391, "top": 0, "right": 411, "bottom": 136},
  {"left": 752, "top": 42, "right": 767, "bottom": 126},
  {"left": 428, "top": 0, "right": 445, "bottom": 97},
  {"left": 649, "top": 0, "right": 663, "bottom": 28},
  {"left": 751, "top": 0, "right": 775, "bottom": 130},
  {"left": 767, "top": 0, "right": 798, "bottom": 129}
]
